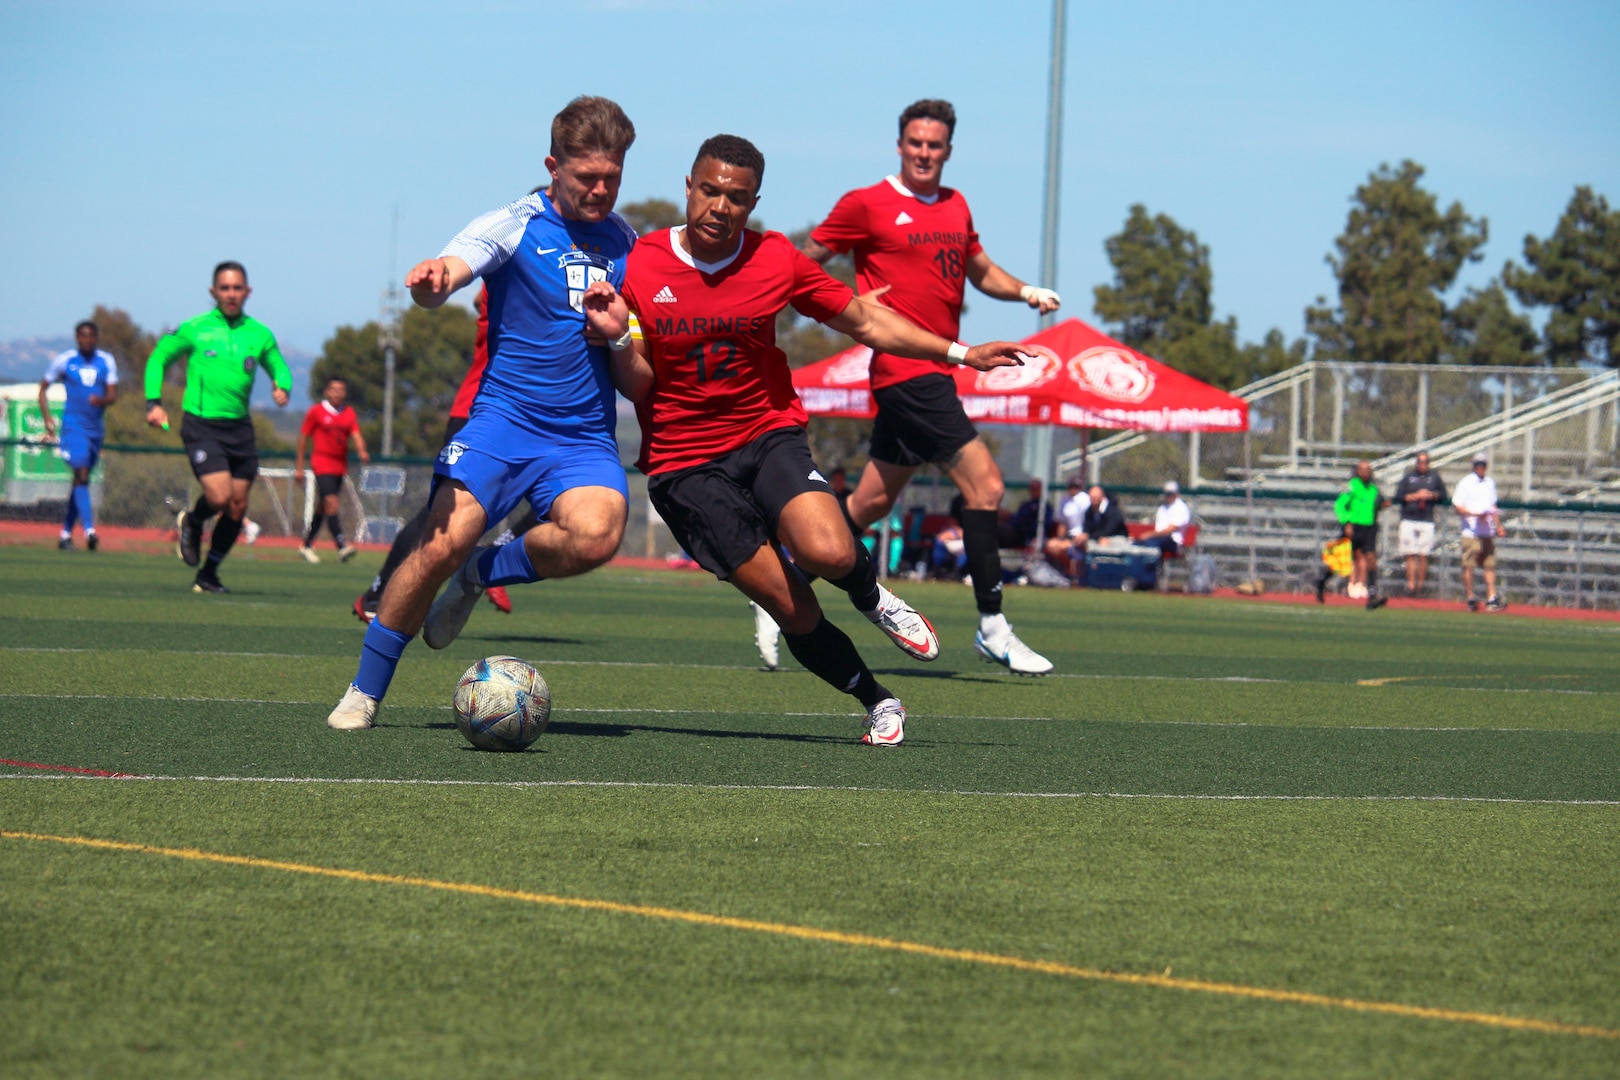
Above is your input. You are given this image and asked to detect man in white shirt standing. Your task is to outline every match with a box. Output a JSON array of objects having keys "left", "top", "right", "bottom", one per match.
[{"left": 1452, "top": 452, "right": 1507, "bottom": 612}]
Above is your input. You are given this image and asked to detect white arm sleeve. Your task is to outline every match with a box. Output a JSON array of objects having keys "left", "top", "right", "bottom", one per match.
[
  {"left": 438, "top": 194, "right": 546, "bottom": 280},
  {"left": 42, "top": 352, "right": 71, "bottom": 384},
  {"left": 101, "top": 351, "right": 119, "bottom": 385}
]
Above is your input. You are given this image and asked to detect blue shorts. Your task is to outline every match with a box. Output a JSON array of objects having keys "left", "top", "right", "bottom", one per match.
[
  {"left": 56, "top": 431, "right": 102, "bottom": 471},
  {"left": 432, "top": 422, "right": 627, "bottom": 526}
]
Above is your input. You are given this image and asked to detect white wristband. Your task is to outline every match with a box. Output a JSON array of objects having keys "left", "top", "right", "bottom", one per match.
[
  {"left": 609, "top": 329, "right": 634, "bottom": 352},
  {"left": 1020, "top": 284, "right": 1061, "bottom": 308},
  {"left": 946, "top": 341, "right": 969, "bottom": 364}
]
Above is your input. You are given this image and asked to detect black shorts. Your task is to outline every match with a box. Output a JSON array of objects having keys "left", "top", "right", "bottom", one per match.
[
  {"left": 181, "top": 414, "right": 258, "bottom": 481},
  {"left": 315, "top": 473, "right": 345, "bottom": 500},
  {"left": 869, "top": 373, "right": 979, "bottom": 468},
  {"left": 647, "top": 426, "right": 832, "bottom": 580},
  {"left": 1349, "top": 523, "right": 1378, "bottom": 554}
]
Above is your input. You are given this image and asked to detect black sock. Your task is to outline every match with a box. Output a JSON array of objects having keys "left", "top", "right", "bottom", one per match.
[
  {"left": 826, "top": 539, "right": 881, "bottom": 613},
  {"left": 191, "top": 493, "right": 217, "bottom": 531},
  {"left": 304, "top": 513, "right": 324, "bottom": 546},
  {"left": 327, "top": 516, "right": 345, "bottom": 547},
  {"left": 961, "top": 509, "right": 1004, "bottom": 616},
  {"left": 1366, "top": 566, "right": 1379, "bottom": 595},
  {"left": 205, "top": 515, "right": 242, "bottom": 571},
  {"left": 839, "top": 498, "right": 863, "bottom": 540},
  {"left": 782, "top": 614, "right": 891, "bottom": 709},
  {"left": 373, "top": 501, "right": 431, "bottom": 597}
]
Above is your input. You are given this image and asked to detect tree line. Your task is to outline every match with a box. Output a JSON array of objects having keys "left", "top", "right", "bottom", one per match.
[{"left": 1097, "top": 163, "right": 1618, "bottom": 387}]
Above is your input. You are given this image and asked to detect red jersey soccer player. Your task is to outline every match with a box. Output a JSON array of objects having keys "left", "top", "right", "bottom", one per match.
[
  {"left": 295, "top": 376, "right": 369, "bottom": 562},
  {"left": 805, "top": 99, "right": 1062, "bottom": 676},
  {"left": 583, "top": 134, "right": 1025, "bottom": 746}
]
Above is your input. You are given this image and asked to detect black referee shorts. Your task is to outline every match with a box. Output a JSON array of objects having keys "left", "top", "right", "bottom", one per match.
[
  {"left": 1349, "top": 523, "right": 1378, "bottom": 554},
  {"left": 869, "top": 373, "right": 979, "bottom": 468},
  {"left": 647, "top": 426, "right": 833, "bottom": 580},
  {"left": 181, "top": 414, "right": 259, "bottom": 481}
]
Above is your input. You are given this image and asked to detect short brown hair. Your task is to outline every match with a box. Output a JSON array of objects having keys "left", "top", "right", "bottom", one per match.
[
  {"left": 550, "top": 96, "right": 636, "bottom": 162},
  {"left": 899, "top": 99, "right": 956, "bottom": 141}
]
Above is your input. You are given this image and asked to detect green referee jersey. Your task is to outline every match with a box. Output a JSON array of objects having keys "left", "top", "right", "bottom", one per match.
[
  {"left": 144, "top": 308, "right": 292, "bottom": 421},
  {"left": 1334, "top": 476, "right": 1381, "bottom": 526}
]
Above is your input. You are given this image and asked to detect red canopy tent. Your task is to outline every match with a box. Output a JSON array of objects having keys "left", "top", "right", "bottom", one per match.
[{"left": 792, "top": 317, "right": 1248, "bottom": 433}]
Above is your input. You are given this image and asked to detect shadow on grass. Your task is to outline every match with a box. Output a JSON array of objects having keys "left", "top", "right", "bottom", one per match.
[{"left": 463, "top": 633, "right": 586, "bottom": 646}]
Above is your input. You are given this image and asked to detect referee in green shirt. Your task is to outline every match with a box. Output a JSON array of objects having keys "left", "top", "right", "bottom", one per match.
[
  {"left": 145, "top": 261, "right": 292, "bottom": 592},
  {"left": 1332, "top": 460, "right": 1392, "bottom": 610}
]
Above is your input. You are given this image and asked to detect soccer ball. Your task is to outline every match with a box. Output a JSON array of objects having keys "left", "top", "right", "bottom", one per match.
[{"left": 453, "top": 656, "right": 551, "bottom": 752}]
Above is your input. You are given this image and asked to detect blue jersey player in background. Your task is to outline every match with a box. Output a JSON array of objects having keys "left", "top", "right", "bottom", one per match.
[
  {"left": 327, "top": 96, "right": 640, "bottom": 732},
  {"left": 40, "top": 320, "right": 119, "bottom": 551}
]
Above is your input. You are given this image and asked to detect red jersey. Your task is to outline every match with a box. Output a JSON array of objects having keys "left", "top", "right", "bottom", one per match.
[
  {"left": 623, "top": 228, "right": 853, "bottom": 474},
  {"left": 810, "top": 176, "right": 984, "bottom": 391},
  {"left": 449, "top": 287, "right": 491, "bottom": 420},
  {"left": 300, "top": 401, "right": 360, "bottom": 475}
]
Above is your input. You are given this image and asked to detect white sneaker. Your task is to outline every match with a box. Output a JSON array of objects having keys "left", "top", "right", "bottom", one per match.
[
  {"left": 241, "top": 518, "right": 261, "bottom": 545},
  {"left": 298, "top": 545, "right": 321, "bottom": 564},
  {"left": 974, "top": 623, "right": 1054, "bottom": 676},
  {"left": 338, "top": 544, "right": 358, "bottom": 563},
  {"left": 423, "top": 556, "right": 485, "bottom": 650},
  {"left": 750, "top": 601, "right": 780, "bottom": 670},
  {"left": 864, "top": 584, "right": 940, "bottom": 661},
  {"left": 861, "top": 697, "right": 906, "bottom": 746},
  {"left": 327, "top": 684, "right": 378, "bottom": 730}
]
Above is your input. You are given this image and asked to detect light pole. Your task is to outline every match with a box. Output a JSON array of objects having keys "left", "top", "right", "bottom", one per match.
[
  {"left": 1038, "top": 0, "right": 1067, "bottom": 333},
  {"left": 378, "top": 207, "right": 401, "bottom": 457}
]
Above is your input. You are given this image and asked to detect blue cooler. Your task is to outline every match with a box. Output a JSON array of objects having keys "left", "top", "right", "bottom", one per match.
[{"left": 1084, "top": 545, "right": 1161, "bottom": 591}]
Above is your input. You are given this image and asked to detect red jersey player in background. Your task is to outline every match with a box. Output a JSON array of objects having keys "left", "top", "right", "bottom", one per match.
[
  {"left": 804, "top": 99, "right": 1062, "bottom": 676},
  {"left": 295, "top": 376, "right": 369, "bottom": 562},
  {"left": 583, "top": 134, "right": 1025, "bottom": 746},
  {"left": 350, "top": 288, "right": 515, "bottom": 620}
]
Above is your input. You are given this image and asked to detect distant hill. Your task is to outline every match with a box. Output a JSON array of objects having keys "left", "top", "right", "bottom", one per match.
[{"left": 0, "top": 336, "right": 73, "bottom": 382}]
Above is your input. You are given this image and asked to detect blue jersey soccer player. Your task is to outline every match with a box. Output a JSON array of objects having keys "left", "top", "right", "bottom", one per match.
[
  {"left": 40, "top": 320, "right": 119, "bottom": 551},
  {"left": 326, "top": 96, "right": 640, "bottom": 732}
]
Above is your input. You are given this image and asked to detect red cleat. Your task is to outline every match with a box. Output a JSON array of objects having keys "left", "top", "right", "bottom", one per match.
[
  {"left": 353, "top": 594, "right": 377, "bottom": 624},
  {"left": 485, "top": 585, "right": 513, "bottom": 614}
]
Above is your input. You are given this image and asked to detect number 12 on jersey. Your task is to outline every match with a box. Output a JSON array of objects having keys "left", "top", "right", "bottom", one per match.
[{"left": 685, "top": 340, "right": 738, "bottom": 383}]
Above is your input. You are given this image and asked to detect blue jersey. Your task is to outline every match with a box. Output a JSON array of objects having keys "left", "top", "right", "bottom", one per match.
[
  {"left": 43, "top": 349, "right": 118, "bottom": 439},
  {"left": 439, "top": 191, "right": 637, "bottom": 457}
]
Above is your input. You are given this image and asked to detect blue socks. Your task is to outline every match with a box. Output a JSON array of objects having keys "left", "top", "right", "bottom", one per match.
[
  {"left": 354, "top": 620, "right": 413, "bottom": 701},
  {"left": 65, "top": 484, "right": 93, "bottom": 534},
  {"left": 474, "top": 537, "right": 542, "bottom": 588}
]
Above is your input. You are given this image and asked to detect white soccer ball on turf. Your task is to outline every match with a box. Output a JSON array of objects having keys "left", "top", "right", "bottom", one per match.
[{"left": 453, "top": 656, "right": 551, "bottom": 751}]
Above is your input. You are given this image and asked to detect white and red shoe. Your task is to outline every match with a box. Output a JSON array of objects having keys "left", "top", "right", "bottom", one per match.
[
  {"left": 865, "top": 585, "right": 940, "bottom": 661},
  {"left": 485, "top": 586, "right": 513, "bottom": 614},
  {"left": 860, "top": 697, "right": 906, "bottom": 747}
]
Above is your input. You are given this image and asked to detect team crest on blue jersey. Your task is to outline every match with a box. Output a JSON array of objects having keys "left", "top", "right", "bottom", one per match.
[
  {"left": 559, "top": 250, "right": 614, "bottom": 313},
  {"left": 439, "top": 441, "right": 468, "bottom": 465}
]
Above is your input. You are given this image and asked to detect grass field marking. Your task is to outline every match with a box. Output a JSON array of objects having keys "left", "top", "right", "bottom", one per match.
[
  {"left": 0, "top": 757, "right": 140, "bottom": 778},
  {"left": 0, "top": 693, "right": 328, "bottom": 706},
  {"left": 5, "top": 772, "right": 1619, "bottom": 806},
  {"left": 1357, "top": 674, "right": 1586, "bottom": 688},
  {"left": 4, "top": 829, "right": 1616, "bottom": 1041}
]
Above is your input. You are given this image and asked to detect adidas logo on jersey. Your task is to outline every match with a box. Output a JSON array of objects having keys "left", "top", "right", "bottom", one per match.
[
  {"left": 894, "top": 211, "right": 914, "bottom": 226},
  {"left": 653, "top": 285, "right": 678, "bottom": 303},
  {"left": 809, "top": 469, "right": 826, "bottom": 483}
]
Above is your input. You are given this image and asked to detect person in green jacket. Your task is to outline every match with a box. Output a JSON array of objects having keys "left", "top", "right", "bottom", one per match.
[
  {"left": 145, "top": 261, "right": 292, "bottom": 593},
  {"left": 1328, "top": 460, "right": 1391, "bottom": 610}
]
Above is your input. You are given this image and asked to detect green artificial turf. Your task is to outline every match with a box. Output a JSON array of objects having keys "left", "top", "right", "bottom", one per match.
[{"left": 1, "top": 546, "right": 1617, "bottom": 1078}]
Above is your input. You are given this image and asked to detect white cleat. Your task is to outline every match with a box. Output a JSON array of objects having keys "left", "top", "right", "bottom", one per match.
[
  {"left": 861, "top": 697, "right": 906, "bottom": 746},
  {"left": 422, "top": 556, "right": 486, "bottom": 650},
  {"left": 298, "top": 545, "right": 321, "bottom": 564},
  {"left": 750, "top": 601, "right": 780, "bottom": 670},
  {"left": 338, "top": 544, "right": 358, "bottom": 563},
  {"left": 327, "top": 684, "right": 378, "bottom": 730},
  {"left": 974, "top": 625, "right": 1054, "bottom": 676},
  {"left": 865, "top": 585, "right": 940, "bottom": 661}
]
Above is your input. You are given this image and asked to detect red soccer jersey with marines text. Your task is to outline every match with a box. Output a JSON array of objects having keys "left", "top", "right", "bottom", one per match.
[
  {"left": 810, "top": 176, "right": 984, "bottom": 391},
  {"left": 622, "top": 228, "right": 854, "bottom": 474}
]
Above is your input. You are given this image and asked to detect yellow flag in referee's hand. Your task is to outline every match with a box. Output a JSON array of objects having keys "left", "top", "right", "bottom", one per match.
[{"left": 1322, "top": 538, "right": 1353, "bottom": 579}]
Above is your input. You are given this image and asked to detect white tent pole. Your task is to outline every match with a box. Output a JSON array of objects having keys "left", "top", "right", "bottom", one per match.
[{"left": 1244, "top": 427, "right": 1258, "bottom": 585}]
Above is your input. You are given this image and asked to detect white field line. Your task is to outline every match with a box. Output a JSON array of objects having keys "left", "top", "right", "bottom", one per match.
[
  {"left": 1, "top": 647, "right": 1609, "bottom": 694},
  {"left": 0, "top": 694, "right": 1613, "bottom": 735},
  {"left": 1, "top": 772, "right": 1615, "bottom": 806}
]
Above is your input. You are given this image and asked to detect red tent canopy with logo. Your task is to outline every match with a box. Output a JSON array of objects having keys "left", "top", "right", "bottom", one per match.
[{"left": 791, "top": 317, "right": 1248, "bottom": 433}]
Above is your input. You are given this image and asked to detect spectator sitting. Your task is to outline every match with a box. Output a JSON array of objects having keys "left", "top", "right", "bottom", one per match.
[
  {"left": 931, "top": 522, "right": 968, "bottom": 579},
  {"left": 1081, "top": 485, "right": 1129, "bottom": 546},
  {"left": 1044, "top": 477, "right": 1090, "bottom": 579},
  {"left": 1141, "top": 481, "right": 1191, "bottom": 557},
  {"left": 1005, "top": 478, "right": 1055, "bottom": 549}
]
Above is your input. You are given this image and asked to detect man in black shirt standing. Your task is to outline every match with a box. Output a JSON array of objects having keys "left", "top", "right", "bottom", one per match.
[{"left": 1393, "top": 452, "right": 1447, "bottom": 596}]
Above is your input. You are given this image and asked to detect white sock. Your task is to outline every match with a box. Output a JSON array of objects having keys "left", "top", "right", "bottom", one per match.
[{"left": 979, "top": 612, "right": 1009, "bottom": 639}]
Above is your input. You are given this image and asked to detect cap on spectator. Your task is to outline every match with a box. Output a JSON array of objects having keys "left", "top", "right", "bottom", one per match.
[
  {"left": 1163, "top": 481, "right": 1180, "bottom": 494},
  {"left": 1471, "top": 452, "right": 1488, "bottom": 465}
]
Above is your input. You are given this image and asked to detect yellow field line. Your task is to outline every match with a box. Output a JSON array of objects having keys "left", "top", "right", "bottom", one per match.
[{"left": 5, "top": 829, "right": 1615, "bottom": 1041}]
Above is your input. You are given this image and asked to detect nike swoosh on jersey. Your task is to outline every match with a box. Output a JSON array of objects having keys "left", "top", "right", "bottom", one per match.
[{"left": 537, "top": 247, "right": 560, "bottom": 255}]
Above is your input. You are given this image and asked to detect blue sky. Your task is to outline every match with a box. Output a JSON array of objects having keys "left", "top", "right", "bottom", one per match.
[{"left": 2, "top": 0, "right": 1616, "bottom": 377}]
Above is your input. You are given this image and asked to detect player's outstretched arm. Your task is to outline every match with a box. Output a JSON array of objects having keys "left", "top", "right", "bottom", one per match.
[
  {"left": 406, "top": 256, "right": 474, "bottom": 309},
  {"left": 966, "top": 251, "right": 1061, "bottom": 313},
  {"left": 581, "top": 281, "right": 653, "bottom": 403},
  {"left": 826, "top": 296, "right": 1025, "bottom": 373},
  {"left": 36, "top": 380, "right": 56, "bottom": 439},
  {"left": 800, "top": 237, "right": 835, "bottom": 264}
]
